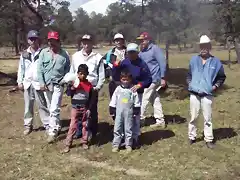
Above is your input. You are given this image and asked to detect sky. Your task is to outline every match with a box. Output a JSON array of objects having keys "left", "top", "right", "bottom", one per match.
[{"left": 68, "top": 0, "right": 119, "bottom": 15}]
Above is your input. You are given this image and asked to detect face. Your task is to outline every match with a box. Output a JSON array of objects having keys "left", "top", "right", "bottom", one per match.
[
  {"left": 28, "top": 37, "right": 39, "bottom": 48},
  {"left": 120, "top": 76, "right": 131, "bottom": 87},
  {"left": 127, "top": 51, "right": 138, "bottom": 61},
  {"left": 81, "top": 40, "right": 93, "bottom": 53},
  {"left": 200, "top": 43, "right": 211, "bottom": 57},
  {"left": 114, "top": 38, "right": 124, "bottom": 48},
  {"left": 48, "top": 39, "right": 60, "bottom": 49},
  {"left": 78, "top": 71, "right": 87, "bottom": 81},
  {"left": 138, "top": 39, "right": 149, "bottom": 50}
]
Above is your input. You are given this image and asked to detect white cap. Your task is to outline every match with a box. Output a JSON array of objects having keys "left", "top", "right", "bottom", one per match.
[
  {"left": 127, "top": 43, "right": 139, "bottom": 52},
  {"left": 114, "top": 33, "right": 124, "bottom": 40},
  {"left": 200, "top": 35, "right": 211, "bottom": 44}
]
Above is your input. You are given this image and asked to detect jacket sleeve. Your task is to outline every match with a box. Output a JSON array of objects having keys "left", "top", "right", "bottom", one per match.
[
  {"left": 138, "top": 61, "right": 152, "bottom": 88},
  {"left": 186, "top": 63, "right": 192, "bottom": 85},
  {"left": 70, "top": 54, "right": 75, "bottom": 74},
  {"left": 64, "top": 52, "right": 70, "bottom": 75},
  {"left": 37, "top": 50, "right": 45, "bottom": 86},
  {"left": 17, "top": 55, "right": 24, "bottom": 85},
  {"left": 213, "top": 64, "right": 226, "bottom": 88},
  {"left": 95, "top": 55, "right": 105, "bottom": 90},
  {"left": 154, "top": 46, "right": 166, "bottom": 78}
]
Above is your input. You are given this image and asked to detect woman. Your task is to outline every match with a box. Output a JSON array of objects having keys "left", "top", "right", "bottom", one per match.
[{"left": 111, "top": 43, "right": 152, "bottom": 147}]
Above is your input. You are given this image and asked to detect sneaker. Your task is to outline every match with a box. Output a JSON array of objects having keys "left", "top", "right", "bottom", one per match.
[
  {"left": 47, "top": 135, "right": 56, "bottom": 144},
  {"left": 125, "top": 146, "right": 132, "bottom": 153},
  {"left": 150, "top": 121, "right": 166, "bottom": 128},
  {"left": 206, "top": 142, "right": 215, "bottom": 149},
  {"left": 189, "top": 139, "right": 196, "bottom": 145},
  {"left": 23, "top": 127, "right": 32, "bottom": 136},
  {"left": 82, "top": 144, "right": 89, "bottom": 150},
  {"left": 61, "top": 146, "right": 70, "bottom": 154},
  {"left": 112, "top": 147, "right": 119, "bottom": 153},
  {"left": 87, "top": 131, "right": 93, "bottom": 142}
]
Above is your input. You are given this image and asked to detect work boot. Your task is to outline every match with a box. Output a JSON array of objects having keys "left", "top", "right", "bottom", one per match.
[
  {"left": 206, "top": 142, "right": 215, "bottom": 149},
  {"left": 47, "top": 134, "right": 56, "bottom": 143},
  {"left": 125, "top": 146, "right": 132, "bottom": 153},
  {"left": 189, "top": 139, "right": 196, "bottom": 145},
  {"left": 112, "top": 147, "right": 119, "bottom": 153},
  {"left": 61, "top": 146, "right": 70, "bottom": 154},
  {"left": 23, "top": 126, "right": 32, "bottom": 136},
  {"left": 150, "top": 119, "right": 166, "bottom": 128}
]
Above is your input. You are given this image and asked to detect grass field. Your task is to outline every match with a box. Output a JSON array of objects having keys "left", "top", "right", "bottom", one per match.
[{"left": 0, "top": 48, "right": 239, "bottom": 180}]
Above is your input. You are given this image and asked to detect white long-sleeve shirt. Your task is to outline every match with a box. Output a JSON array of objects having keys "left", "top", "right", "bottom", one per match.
[
  {"left": 70, "top": 49, "right": 105, "bottom": 90},
  {"left": 17, "top": 47, "right": 42, "bottom": 90}
]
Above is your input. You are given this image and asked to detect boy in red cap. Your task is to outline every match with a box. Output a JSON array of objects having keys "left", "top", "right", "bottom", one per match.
[{"left": 37, "top": 31, "right": 70, "bottom": 143}]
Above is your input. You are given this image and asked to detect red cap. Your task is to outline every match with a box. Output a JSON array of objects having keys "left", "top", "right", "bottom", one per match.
[
  {"left": 136, "top": 32, "right": 151, "bottom": 40},
  {"left": 48, "top": 31, "right": 59, "bottom": 40}
]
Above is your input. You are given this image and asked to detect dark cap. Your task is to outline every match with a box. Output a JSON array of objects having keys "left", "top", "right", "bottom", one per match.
[{"left": 27, "top": 30, "right": 39, "bottom": 39}]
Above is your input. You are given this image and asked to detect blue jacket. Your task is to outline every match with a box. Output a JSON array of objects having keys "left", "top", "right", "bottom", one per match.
[
  {"left": 187, "top": 55, "right": 226, "bottom": 95},
  {"left": 112, "top": 57, "right": 152, "bottom": 94},
  {"left": 139, "top": 43, "right": 166, "bottom": 82}
]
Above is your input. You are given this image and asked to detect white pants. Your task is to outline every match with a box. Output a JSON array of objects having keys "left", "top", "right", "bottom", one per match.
[
  {"left": 44, "top": 85, "right": 64, "bottom": 136},
  {"left": 140, "top": 83, "right": 164, "bottom": 122},
  {"left": 24, "top": 85, "right": 49, "bottom": 128},
  {"left": 189, "top": 94, "right": 213, "bottom": 142}
]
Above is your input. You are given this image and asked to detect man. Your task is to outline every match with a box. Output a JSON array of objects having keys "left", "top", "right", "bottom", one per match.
[
  {"left": 102, "top": 33, "right": 126, "bottom": 98},
  {"left": 71, "top": 34, "right": 105, "bottom": 138},
  {"left": 187, "top": 35, "right": 226, "bottom": 149},
  {"left": 136, "top": 32, "right": 167, "bottom": 128},
  {"left": 37, "top": 31, "right": 70, "bottom": 143},
  {"left": 17, "top": 30, "right": 49, "bottom": 135}
]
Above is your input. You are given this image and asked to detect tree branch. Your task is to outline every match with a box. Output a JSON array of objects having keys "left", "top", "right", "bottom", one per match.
[{"left": 22, "top": 0, "right": 43, "bottom": 22}]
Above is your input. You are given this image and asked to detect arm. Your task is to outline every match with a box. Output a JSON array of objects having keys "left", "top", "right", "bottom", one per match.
[
  {"left": 154, "top": 46, "right": 166, "bottom": 78},
  {"left": 37, "top": 50, "right": 45, "bottom": 86},
  {"left": 213, "top": 65, "right": 226, "bottom": 89},
  {"left": 64, "top": 53, "right": 70, "bottom": 75},
  {"left": 17, "top": 55, "right": 24, "bottom": 85},
  {"left": 69, "top": 54, "right": 75, "bottom": 74},
  {"left": 95, "top": 56, "right": 105, "bottom": 90},
  {"left": 109, "top": 86, "right": 118, "bottom": 115},
  {"left": 138, "top": 62, "right": 152, "bottom": 89},
  {"left": 186, "top": 63, "right": 192, "bottom": 85},
  {"left": 133, "top": 92, "right": 141, "bottom": 116}
]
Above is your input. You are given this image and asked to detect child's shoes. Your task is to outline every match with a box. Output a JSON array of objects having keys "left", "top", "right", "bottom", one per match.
[{"left": 112, "top": 147, "right": 119, "bottom": 153}]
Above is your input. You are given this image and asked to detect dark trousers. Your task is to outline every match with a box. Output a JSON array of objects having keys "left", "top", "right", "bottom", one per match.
[
  {"left": 89, "top": 90, "right": 99, "bottom": 136},
  {"left": 109, "top": 81, "right": 118, "bottom": 98}
]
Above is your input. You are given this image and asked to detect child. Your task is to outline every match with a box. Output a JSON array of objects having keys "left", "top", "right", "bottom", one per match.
[
  {"left": 109, "top": 69, "right": 141, "bottom": 152},
  {"left": 62, "top": 64, "right": 93, "bottom": 153}
]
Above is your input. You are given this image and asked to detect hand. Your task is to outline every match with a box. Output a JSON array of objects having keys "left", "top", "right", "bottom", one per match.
[
  {"left": 70, "top": 86, "right": 75, "bottom": 90},
  {"left": 212, "top": 85, "right": 217, "bottom": 91},
  {"left": 40, "top": 85, "right": 47, "bottom": 91},
  {"left": 161, "top": 78, "right": 166, "bottom": 88},
  {"left": 93, "top": 87, "right": 100, "bottom": 92},
  {"left": 131, "top": 84, "right": 141, "bottom": 93},
  {"left": 86, "top": 110, "right": 91, "bottom": 118},
  {"left": 18, "top": 83, "right": 24, "bottom": 91}
]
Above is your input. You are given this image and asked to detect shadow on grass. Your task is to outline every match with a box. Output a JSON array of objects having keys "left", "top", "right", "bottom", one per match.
[
  {"left": 96, "top": 122, "right": 113, "bottom": 146},
  {"left": 143, "top": 115, "right": 186, "bottom": 127},
  {"left": 140, "top": 129, "right": 175, "bottom": 146},
  {"left": 196, "top": 128, "right": 238, "bottom": 143},
  {"left": 0, "top": 72, "right": 17, "bottom": 87}
]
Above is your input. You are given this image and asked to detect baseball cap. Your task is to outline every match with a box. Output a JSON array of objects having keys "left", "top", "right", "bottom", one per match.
[
  {"left": 136, "top": 32, "right": 151, "bottom": 40},
  {"left": 114, "top": 33, "right": 124, "bottom": 40},
  {"left": 27, "top": 30, "right": 39, "bottom": 39},
  {"left": 199, "top": 35, "right": 211, "bottom": 44},
  {"left": 127, "top": 43, "right": 139, "bottom": 52},
  {"left": 47, "top": 31, "right": 60, "bottom": 40},
  {"left": 82, "top": 34, "right": 93, "bottom": 41}
]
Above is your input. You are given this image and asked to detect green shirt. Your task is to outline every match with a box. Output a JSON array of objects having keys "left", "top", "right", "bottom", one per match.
[{"left": 37, "top": 47, "right": 70, "bottom": 86}]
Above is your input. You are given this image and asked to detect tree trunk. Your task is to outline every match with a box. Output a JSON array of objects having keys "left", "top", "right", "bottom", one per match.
[
  {"left": 13, "top": 16, "right": 19, "bottom": 55},
  {"left": 165, "top": 42, "right": 169, "bottom": 71},
  {"left": 234, "top": 37, "right": 240, "bottom": 63}
]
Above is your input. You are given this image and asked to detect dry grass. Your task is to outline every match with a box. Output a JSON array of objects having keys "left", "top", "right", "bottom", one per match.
[{"left": 0, "top": 48, "right": 239, "bottom": 180}]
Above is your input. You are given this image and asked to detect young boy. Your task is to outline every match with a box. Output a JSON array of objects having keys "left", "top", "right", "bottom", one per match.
[
  {"left": 62, "top": 64, "right": 93, "bottom": 153},
  {"left": 109, "top": 69, "right": 141, "bottom": 153}
]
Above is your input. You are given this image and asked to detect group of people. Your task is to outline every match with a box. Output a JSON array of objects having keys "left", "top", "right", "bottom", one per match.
[{"left": 17, "top": 29, "right": 226, "bottom": 153}]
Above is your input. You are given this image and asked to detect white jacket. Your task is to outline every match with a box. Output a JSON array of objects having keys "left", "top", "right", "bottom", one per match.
[
  {"left": 17, "top": 47, "right": 42, "bottom": 90},
  {"left": 70, "top": 49, "right": 105, "bottom": 89}
]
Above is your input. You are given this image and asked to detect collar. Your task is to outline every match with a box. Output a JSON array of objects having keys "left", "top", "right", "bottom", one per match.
[
  {"left": 142, "top": 43, "right": 153, "bottom": 52},
  {"left": 81, "top": 49, "right": 97, "bottom": 57},
  {"left": 27, "top": 46, "right": 41, "bottom": 54}
]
